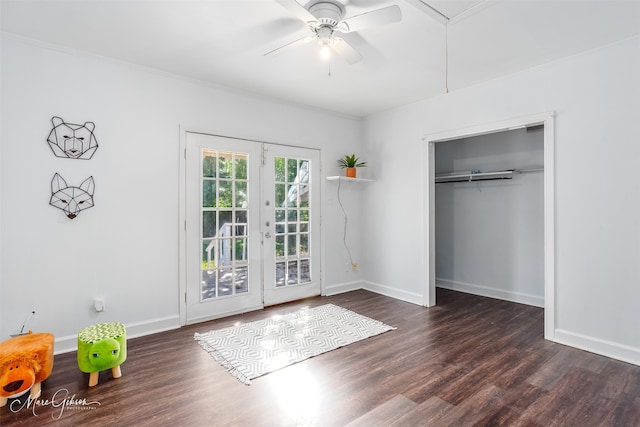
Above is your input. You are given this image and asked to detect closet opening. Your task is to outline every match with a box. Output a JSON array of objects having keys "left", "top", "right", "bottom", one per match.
[{"left": 423, "top": 113, "right": 555, "bottom": 340}]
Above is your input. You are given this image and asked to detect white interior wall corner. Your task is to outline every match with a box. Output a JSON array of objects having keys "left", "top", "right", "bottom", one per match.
[{"left": 362, "top": 35, "right": 640, "bottom": 365}]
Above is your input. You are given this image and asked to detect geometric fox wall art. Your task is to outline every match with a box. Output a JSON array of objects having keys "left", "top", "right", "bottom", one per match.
[
  {"left": 49, "top": 173, "right": 95, "bottom": 219},
  {"left": 47, "top": 116, "right": 99, "bottom": 160}
]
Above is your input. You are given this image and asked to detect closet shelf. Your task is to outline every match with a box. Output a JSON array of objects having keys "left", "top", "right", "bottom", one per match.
[
  {"left": 326, "top": 176, "right": 373, "bottom": 182},
  {"left": 435, "top": 168, "right": 542, "bottom": 184}
]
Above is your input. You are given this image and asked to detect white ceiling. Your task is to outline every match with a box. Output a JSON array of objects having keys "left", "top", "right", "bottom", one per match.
[{"left": 2, "top": 0, "right": 640, "bottom": 117}]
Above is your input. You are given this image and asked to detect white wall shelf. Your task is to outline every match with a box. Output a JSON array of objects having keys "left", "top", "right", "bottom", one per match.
[{"left": 326, "top": 176, "right": 373, "bottom": 183}]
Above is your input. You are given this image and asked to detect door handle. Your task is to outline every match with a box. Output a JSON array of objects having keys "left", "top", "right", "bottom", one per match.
[{"left": 265, "top": 232, "right": 272, "bottom": 239}]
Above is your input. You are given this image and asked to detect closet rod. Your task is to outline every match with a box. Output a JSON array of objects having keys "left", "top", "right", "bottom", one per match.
[
  {"left": 519, "top": 168, "right": 544, "bottom": 173},
  {"left": 436, "top": 170, "right": 515, "bottom": 181},
  {"left": 435, "top": 168, "right": 544, "bottom": 182},
  {"left": 436, "top": 177, "right": 513, "bottom": 184}
]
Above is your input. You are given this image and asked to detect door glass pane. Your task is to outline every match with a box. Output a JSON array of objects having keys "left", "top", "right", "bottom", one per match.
[
  {"left": 235, "top": 221, "right": 247, "bottom": 237},
  {"left": 275, "top": 157, "right": 285, "bottom": 182},
  {"left": 203, "top": 152, "right": 216, "bottom": 178},
  {"left": 218, "top": 180, "right": 232, "bottom": 208},
  {"left": 235, "top": 210, "right": 247, "bottom": 225},
  {"left": 299, "top": 234, "right": 308, "bottom": 256},
  {"left": 202, "top": 270, "right": 217, "bottom": 299},
  {"left": 203, "top": 180, "right": 216, "bottom": 207},
  {"left": 273, "top": 156, "right": 313, "bottom": 288},
  {"left": 200, "top": 149, "right": 251, "bottom": 301},
  {"left": 287, "top": 159, "right": 297, "bottom": 182},
  {"left": 234, "top": 154, "right": 248, "bottom": 180},
  {"left": 286, "top": 184, "right": 297, "bottom": 207},
  {"left": 235, "top": 266, "right": 248, "bottom": 294},
  {"left": 235, "top": 181, "right": 247, "bottom": 208},
  {"left": 202, "top": 211, "right": 217, "bottom": 238},
  {"left": 299, "top": 184, "right": 309, "bottom": 208},
  {"left": 300, "top": 259, "right": 310, "bottom": 283},
  {"left": 218, "top": 152, "right": 232, "bottom": 179},
  {"left": 275, "top": 184, "right": 286, "bottom": 206},
  {"left": 219, "top": 267, "right": 233, "bottom": 296},
  {"left": 202, "top": 239, "right": 215, "bottom": 269},
  {"left": 275, "top": 235, "right": 285, "bottom": 257},
  {"left": 287, "top": 234, "right": 297, "bottom": 256},
  {"left": 276, "top": 261, "right": 286, "bottom": 287},
  {"left": 287, "top": 260, "right": 298, "bottom": 285},
  {"left": 234, "top": 238, "right": 247, "bottom": 261},
  {"left": 219, "top": 210, "right": 231, "bottom": 227}
]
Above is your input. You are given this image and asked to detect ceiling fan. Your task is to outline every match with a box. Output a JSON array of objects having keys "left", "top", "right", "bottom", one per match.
[{"left": 266, "top": 0, "right": 402, "bottom": 64}]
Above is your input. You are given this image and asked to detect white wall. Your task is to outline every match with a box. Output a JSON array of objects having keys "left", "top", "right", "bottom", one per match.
[
  {"left": 0, "top": 35, "right": 364, "bottom": 351},
  {"left": 4, "top": 32, "right": 639, "bottom": 366},
  {"left": 363, "top": 35, "right": 640, "bottom": 365},
  {"left": 435, "top": 129, "right": 544, "bottom": 307},
  {"left": 359, "top": 102, "right": 427, "bottom": 304}
]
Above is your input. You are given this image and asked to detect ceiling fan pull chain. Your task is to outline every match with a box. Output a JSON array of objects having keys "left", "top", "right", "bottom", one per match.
[{"left": 445, "top": 19, "right": 450, "bottom": 94}]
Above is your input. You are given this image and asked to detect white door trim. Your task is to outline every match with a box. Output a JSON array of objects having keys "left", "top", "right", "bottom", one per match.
[
  {"left": 422, "top": 112, "right": 556, "bottom": 341},
  {"left": 179, "top": 126, "right": 188, "bottom": 326}
]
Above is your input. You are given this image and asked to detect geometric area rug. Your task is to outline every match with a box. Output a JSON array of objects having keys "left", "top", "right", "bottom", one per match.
[{"left": 194, "top": 304, "right": 396, "bottom": 385}]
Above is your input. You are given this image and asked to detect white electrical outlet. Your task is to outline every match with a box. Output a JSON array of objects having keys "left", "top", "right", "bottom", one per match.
[{"left": 94, "top": 298, "right": 105, "bottom": 312}]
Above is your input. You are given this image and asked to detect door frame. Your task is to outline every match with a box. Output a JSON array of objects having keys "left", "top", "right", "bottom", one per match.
[
  {"left": 178, "top": 127, "right": 324, "bottom": 326},
  {"left": 422, "top": 112, "right": 556, "bottom": 340}
]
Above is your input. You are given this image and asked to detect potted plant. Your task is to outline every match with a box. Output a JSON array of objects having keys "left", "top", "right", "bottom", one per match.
[{"left": 338, "top": 154, "right": 367, "bottom": 178}]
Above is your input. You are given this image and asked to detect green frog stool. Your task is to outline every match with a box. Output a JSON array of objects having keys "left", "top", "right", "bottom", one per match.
[{"left": 77, "top": 322, "right": 127, "bottom": 387}]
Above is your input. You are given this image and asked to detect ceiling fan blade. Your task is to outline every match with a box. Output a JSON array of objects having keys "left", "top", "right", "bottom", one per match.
[
  {"left": 273, "top": 0, "right": 318, "bottom": 24},
  {"left": 337, "top": 5, "right": 402, "bottom": 33},
  {"left": 331, "top": 38, "right": 362, "bottom": 64},
  {"left": 264, "top": 35, "right": 316, "bottom": 57}
]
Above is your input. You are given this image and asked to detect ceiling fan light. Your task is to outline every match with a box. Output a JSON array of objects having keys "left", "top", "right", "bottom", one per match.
[
  {"left": 318, "top": 36, "right": 332, "bottom": 60},
  {"left": 318, "top": 35, "right": 331, "bottom": 46},
  {"left": 320, "top": 44, "right": 331, "bottom": 60}
]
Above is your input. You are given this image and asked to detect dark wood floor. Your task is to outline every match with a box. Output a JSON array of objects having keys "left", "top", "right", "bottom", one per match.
[{"left": 2, "top": 288, "right": 639, "bottom": 426}]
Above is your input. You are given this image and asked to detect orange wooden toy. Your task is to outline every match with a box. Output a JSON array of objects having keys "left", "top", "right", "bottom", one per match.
[{"left": 0, "top": 332, "right": 54, "bottom": 407}]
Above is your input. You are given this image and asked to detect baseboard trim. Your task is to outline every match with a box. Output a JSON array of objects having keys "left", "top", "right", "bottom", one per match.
[
  {"left": 186, "top": 305, "right": 265, "bottom": 326},
  {"left": 323, "top": 280, "right": 365, "bottom": 296},
  {"left": 436, "top": 278, "right": 544, "bottom": 308},
  {"left": 554, "top": 329, "right": 640, "bottom": 367},
  {"left": 362, "top": 281, "right": 423, "bottom": 306},
  {"left": 53, "top": 315, "right": 181, "bottom": 355}
]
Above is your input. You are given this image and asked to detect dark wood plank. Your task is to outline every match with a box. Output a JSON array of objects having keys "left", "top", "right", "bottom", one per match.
[
  {"left": 345, "top": 395, "right": 417, "bottom": 427},
  {"left": 1, "top": 289, "right": 639, "bottom": 426}
]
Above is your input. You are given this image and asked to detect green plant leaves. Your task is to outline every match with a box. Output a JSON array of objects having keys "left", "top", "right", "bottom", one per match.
[{"left": 338, "top": 154, "right": 367, "bottom": 168}]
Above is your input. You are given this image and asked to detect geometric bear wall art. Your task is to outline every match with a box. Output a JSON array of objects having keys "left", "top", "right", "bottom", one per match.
[
  {"left": 47, "top": 116, "right": 99, "bottom": 160},
  {"left": 49, "top": 173, "right": 95, "bottom": 219}
]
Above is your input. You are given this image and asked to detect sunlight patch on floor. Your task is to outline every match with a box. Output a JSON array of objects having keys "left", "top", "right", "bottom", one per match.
[{"left": 268, "top": 363, "right": 321, "bottom": 426}]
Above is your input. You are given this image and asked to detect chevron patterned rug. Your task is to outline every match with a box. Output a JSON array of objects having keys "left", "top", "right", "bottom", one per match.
[{"left": 194, "top": 304, "right": 396, "bottom": 384}]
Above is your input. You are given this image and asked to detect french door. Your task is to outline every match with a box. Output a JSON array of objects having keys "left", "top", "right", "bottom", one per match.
[
  {"left": 262, "top": 144, "right": 321, "bottom": 306},
  {"left": 184, "top": 132, "right": 320, "bottom": 323}
]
